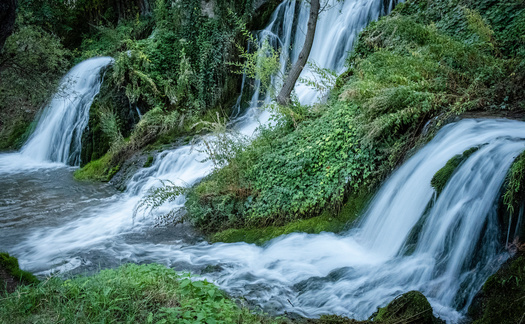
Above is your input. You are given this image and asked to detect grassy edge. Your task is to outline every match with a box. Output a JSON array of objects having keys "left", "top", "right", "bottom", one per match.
[{"left": 210, "top": 189, "right": 372, "bottom": 245}]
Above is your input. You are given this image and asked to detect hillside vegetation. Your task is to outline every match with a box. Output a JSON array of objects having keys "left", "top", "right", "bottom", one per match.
[{"left": 184, "top": 0, "right": 525, "bottom": 240}]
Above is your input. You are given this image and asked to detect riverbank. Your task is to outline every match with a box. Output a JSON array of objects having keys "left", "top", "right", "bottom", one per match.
[{"left": 0, "top": 256, "right": 446, "bottom": 324}]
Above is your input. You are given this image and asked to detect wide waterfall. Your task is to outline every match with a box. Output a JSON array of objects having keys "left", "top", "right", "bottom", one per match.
[
  {"left": 20, "top": 57, "right": 113, "bottom": 166},
  {"left": 1, "top": 0, "right": 521, "bottom": 323}
]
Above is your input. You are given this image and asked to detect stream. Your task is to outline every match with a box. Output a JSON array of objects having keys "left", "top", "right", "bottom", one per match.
[{"left": 0, "top": 0, "right": 522, "bottom": 323}]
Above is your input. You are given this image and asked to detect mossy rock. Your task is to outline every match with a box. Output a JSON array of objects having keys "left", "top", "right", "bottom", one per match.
[
  {"left": 0, "top": 252, "right": 39, "bottom": 294},
  {"left": 210, "top": 189, "right": 371, "bottom": 245},
  {"left": 431, "top": 146, "right": 480, "bottom": 195},
  {"left": 469, "top": 254, "right": 525, "bottom": 324},
  {"left": 372, "top": 291, "right": 443, "bottom": 324}
]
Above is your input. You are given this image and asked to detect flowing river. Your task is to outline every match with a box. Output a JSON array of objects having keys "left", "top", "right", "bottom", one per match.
[{"left": 0, "top": 0, "right": 522, "bottom": 323}]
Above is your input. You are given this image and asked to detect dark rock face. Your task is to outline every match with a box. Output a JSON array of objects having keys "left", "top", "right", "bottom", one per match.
[
  {"left": 469, "top": 253, "right": 525, "bottom": 324},
  {"left": 0, "top": 0, "right": 17, "bottom": 52}
]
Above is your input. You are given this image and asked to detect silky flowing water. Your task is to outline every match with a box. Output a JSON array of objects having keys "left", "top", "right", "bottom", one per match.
[{"left": 0, "top": 0, "right": 521, "bottom": 323}]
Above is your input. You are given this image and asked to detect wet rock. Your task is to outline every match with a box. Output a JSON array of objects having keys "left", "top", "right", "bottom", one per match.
[
  {"left": 371, "top": 291, "right": 444, "bottom": 324},
  {"left": 468, "top": 253, "right": 525, "bottom": 324}
]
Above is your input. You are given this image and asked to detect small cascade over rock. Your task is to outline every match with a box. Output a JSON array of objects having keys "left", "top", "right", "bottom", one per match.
[{"left": 20, "top": 57, "right": 113, "bottom": 166}]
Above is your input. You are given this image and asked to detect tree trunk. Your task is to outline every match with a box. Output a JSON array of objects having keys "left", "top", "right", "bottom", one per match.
[
  {"left": 276, "top": 0, "right": 320, "bottom": 106},
  {"left": 0, "top": 0, "right": 17, "bottom": 53}
]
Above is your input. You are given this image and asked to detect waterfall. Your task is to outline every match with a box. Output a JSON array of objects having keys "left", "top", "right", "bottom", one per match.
[
  {"left": 20, "top": 57, "right": 113, "bottom": 166},
  {"left": 11, "top": 0, "right": 523, "bottom": 323},
  {"left": 134, "top": 119, "right": 521, "bottom": 322}
]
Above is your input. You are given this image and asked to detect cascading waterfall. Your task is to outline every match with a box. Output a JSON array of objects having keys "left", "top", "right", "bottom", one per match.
[
  {"left": 121, "top": 119, "right": 524, "bottom": 322},
  {"left": 20, "top": 57, "right": 113, "bottom": 166},
  {"left": 5, "top": 1, "right": 522, "bottom": 323}
]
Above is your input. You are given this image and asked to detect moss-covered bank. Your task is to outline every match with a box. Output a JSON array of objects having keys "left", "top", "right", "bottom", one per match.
[
  {"left": 0, "top": 252, "right": 39, "bottom": 294},
  {"left": 431, "top": 146, "right": 480, "bottom": 195},
  {"left": 211, "top": 189, "right": 372, "bottom": 245}
]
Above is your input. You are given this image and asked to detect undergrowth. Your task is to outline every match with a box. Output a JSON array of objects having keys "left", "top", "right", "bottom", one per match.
[
  {"left": 183, "top": 0, "right": 525, "bottom": 235},
  {"left": 0, "top": 263, "right": 276, "bottom": 324}
]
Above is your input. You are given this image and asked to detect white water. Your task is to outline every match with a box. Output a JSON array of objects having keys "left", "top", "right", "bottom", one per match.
[
  {"left": 2, "top": 0, "right": 521, "bottom": 323},
  {"left": 3, "top": 57, "right": 113, "bottom": 169}
]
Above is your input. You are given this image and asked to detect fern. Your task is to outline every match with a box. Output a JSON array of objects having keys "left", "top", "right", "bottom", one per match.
[{"left": 133, "top": 180, "right": 187, "bottom": 225}]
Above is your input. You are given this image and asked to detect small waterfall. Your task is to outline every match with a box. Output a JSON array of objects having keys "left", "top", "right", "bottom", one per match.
[{"left": 20, "top": 57, "right": 113, "bottom": 166}]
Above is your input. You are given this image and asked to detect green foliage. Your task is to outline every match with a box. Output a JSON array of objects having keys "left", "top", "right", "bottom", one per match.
[
  {"left": 0, "top": 25, "right": 71, "bottom": 149},
  {"left": 133, "top": 180, "right": 187, "bottom": 226},
  {"left": 431, "top": 147, "right": 480, "bottom": 195},
  {"left": 186, "top": 0, "right": 525, "bottom": 236},
  {"left": 229, "top": 38, "right": 281, "bottom": 94},
  {"left": 503, "top": 152, "right": 525, "bottom": 216},
  {"left": 194, "top": 113, "right": 249, "bottom": 169},
  {"left": 211, "top": 190, "right": 371, "bottom": 245},
  {"left": 299, "top": 62, "right": 337, "bottom": 101},
  {"left": 72, "top": 0, "right": 260, "bottom": 166},
  {"left": 0, "top": 263, "right": 275, "bottom": 324},
  {"left": 0, "top": 252, "right": 39, "bottom": 292},
  {"left": 186, "top": 102, "right": 375, "bottom": 231}
]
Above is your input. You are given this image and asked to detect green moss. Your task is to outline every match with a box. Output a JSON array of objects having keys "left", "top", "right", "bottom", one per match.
[
  {"left": 469, "top": 256, "right": 525, "bottom": 324},
  {"left": 74, "top": 153, "right": 116, "bottom": 182},
  {"left": 503, "top": 151, "right": 525, "bottom": 217},
  {"left": 0, "top": 263, "right": 276, "bottom": 324},
  {"left": 143, "top": 155, "right": 154, "bottom": 168},
  {"left": 431, "top": 147, "right": 480, "bottom": 195},
  {"left": 0, "top": 252, "right": 39, "bottom": 291},
  {"left": 211, "top": 190, "right": 371, "bottom": 245},
  {"left": 0, "top": 119, "right": 33, "bottom": 151}
]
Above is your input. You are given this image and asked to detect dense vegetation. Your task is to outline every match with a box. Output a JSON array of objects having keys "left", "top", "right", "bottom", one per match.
[
  {"left": 0, "top": 263, "right": 276, "bottom": 324},
  {"left": 2, "top": 0, "right": 525, "bottom": 322},
  {"left": 183, "top": 0, "right": 525, "bottom": 240},
  {"left": 0, "top": 0, "right": 277, "bottom": 176}
]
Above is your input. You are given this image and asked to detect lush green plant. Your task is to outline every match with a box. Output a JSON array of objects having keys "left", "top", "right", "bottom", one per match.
[
  {"left": 211, "top": 189, "right": 371, "bottom": 244},
  {"left": 0, "top": 263, "right": 276, "bottom": 324},
  {"left": 0, "top": 25, "right": 71, "bottom": 149}
]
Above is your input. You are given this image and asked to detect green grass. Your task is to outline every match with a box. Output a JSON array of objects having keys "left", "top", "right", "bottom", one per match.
[
  {"left": 74, "top": 153, "right": 119, "bottom": 182},
  {"left": 211, "top": 190, "right": 371, "bottom": 245},
  {"left": 0, "top": 263, "right": 277, "bottom": 324}
]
